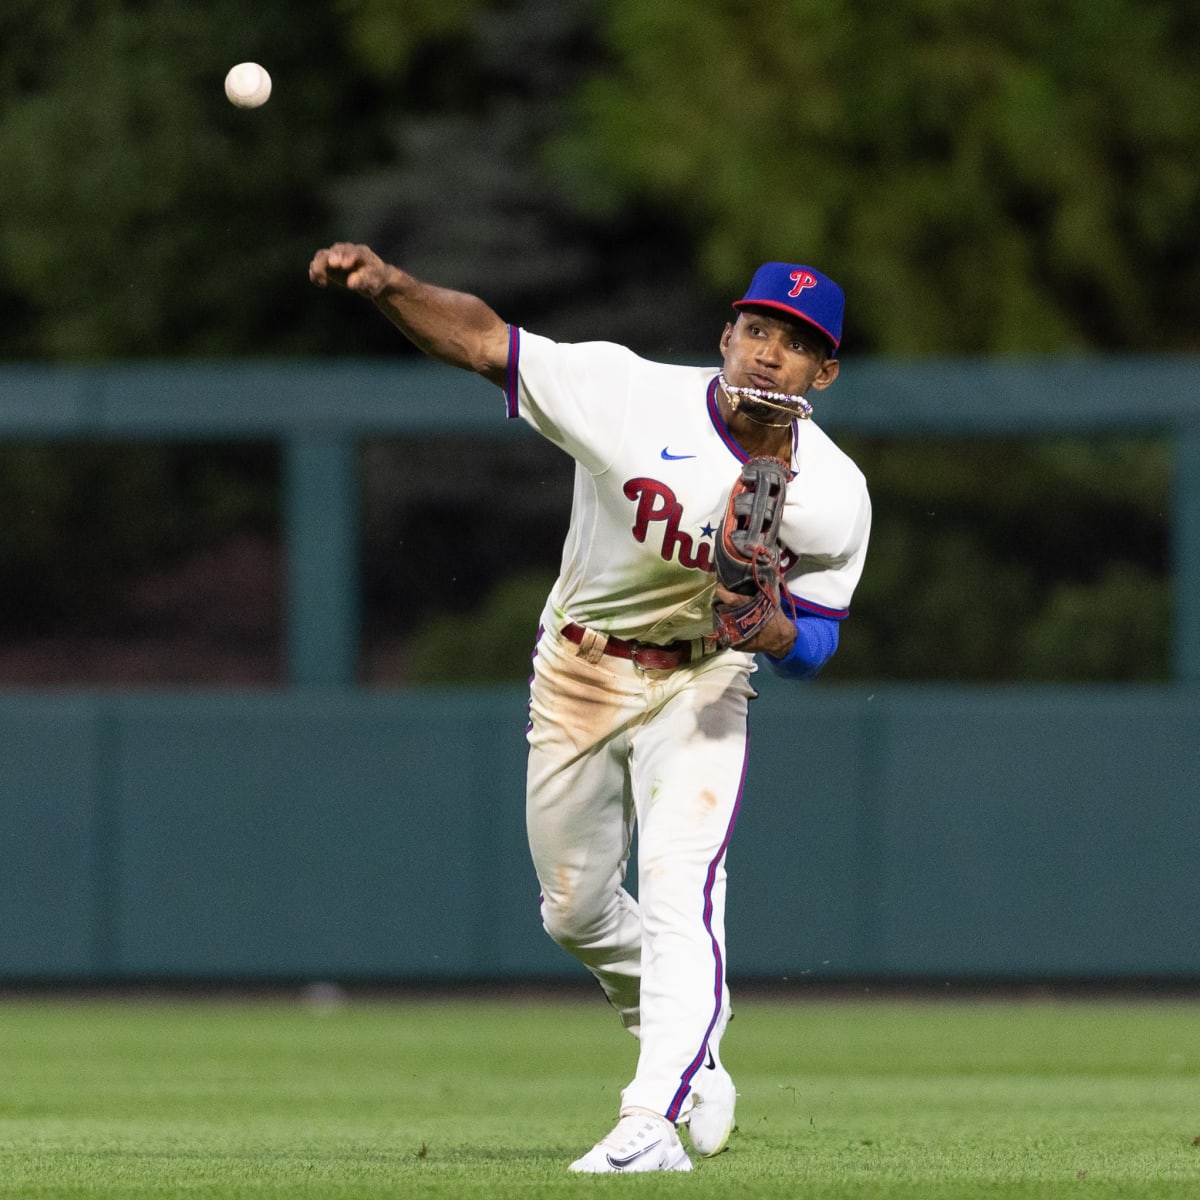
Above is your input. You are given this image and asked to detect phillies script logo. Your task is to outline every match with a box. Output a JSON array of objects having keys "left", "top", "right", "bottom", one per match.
[
  {"left": 624, "top": 478, "right": 713, "bottom": 570},
  {"left": 789, "top": 270, "right": 818, "bottom": 296},
  {"left": 624, "top": 477, "right": 798, "bottom": 574}
]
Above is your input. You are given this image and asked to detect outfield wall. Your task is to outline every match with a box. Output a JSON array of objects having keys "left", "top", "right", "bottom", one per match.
[
  {"left": 2, "top": 357, "right": 1198, "bottom": 983},
  {"left": 4, "top": 679, "right": 1197, "bottom": 983}
]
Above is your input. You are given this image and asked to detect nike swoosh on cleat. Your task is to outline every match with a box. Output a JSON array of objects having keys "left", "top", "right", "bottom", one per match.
[
  {"left": 605, "top": 1140, "right": 663, "bottom": 1170},
  {"left": 660, "top": 447, "right": 696, "bottom": 460}
]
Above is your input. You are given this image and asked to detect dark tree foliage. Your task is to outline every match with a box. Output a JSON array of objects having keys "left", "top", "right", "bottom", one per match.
[
  {"left": 0, "top": 0, "right": 1190, "bottom": 682},
  {"left": 553, "top": 0, "right": 1200, "bottom": 355},
  {"left": 0, "top": 0, "right": 395, "bottom": 358}
]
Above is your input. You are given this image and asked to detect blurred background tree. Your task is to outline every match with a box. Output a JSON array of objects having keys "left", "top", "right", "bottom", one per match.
[
  {"left": 551, "top": 0, "right": 1200, "bottom": 354},
  {"left": 0, "top": 0, "right": 400, "bottom": 358},
  {"left": 0, "top": 0, "right": 1194, "bottom": 684}
]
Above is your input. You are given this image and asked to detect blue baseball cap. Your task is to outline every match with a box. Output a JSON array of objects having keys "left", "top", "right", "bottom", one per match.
[{"left": 732, "top": 261, "right": 844, "bottom": 352}]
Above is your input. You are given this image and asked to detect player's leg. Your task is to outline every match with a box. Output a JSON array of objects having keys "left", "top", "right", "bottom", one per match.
[
  {"left": 525, "top": 625, "right": 645, "bottom": 1029},
  {"left": 618, "top": 656, "right": 754, "bottom": 1132}
]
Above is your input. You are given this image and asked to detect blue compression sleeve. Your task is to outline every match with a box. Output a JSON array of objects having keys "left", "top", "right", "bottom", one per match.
[{"left": 764, "top": 612, "right": 841, "bottom": 680}]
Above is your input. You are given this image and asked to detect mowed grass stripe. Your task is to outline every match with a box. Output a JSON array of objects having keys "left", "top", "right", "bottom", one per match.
[{"left": 0, "top": 995, "right": 1196, "bottom": 1198}]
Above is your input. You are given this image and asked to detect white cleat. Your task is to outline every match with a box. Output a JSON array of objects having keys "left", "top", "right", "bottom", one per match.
[
  {"left": 685, "top": 1049, "right": 738, "bottom": 1157},
  {"left": 569, "top": 1109, "right": 693, "bottom": 1173}
]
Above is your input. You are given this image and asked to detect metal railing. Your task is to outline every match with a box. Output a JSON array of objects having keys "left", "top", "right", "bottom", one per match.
[{"left": 4, "top": 355, "right": 1198, "bottom": 683}]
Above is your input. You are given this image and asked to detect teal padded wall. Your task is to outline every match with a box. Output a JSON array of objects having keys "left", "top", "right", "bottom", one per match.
[
  {"left": 2, "top": 357, "right": 1198, "bottom": 982},
  {"left": 3, "top": 684, "right": 1197, "bottom": 982},
  {"left": 111, "top": 691, "right": 546, "bottom": 978},
  {"left": 735, "top": 680, "right": 1200, "bottom": 979},
  {"left": 0, "top": 697, "right": 103, "bottom": 975}
]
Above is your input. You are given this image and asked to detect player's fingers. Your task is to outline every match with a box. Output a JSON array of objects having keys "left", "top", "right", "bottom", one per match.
[
  {"left": 310, "top": 245, "right": 364, "bottom": 287},
  {"left": 714, "top": 583, "right": 742, "bottom": 606},
  {"left": 329, "top": 242, "right": 372, "bottom": 270},
  {"left": 308, "top": 251, "right": 331, "bottom": 286},
  {"left": 309, "top": 245, "right": 353, "bottom": 282},
  {"left": 345, "top": 267, "right": 385, "bottom": 296},
  {"left": 310, "top": 243, "right": 383, "bottom": 293}
]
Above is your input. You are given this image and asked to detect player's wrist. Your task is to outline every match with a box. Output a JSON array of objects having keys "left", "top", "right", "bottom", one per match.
[
  {"left": 758, "top": 610, "right": 798, "bottom": 658},
  {"left": 367, "top": 264, "right": 410, "bottom": 302}
]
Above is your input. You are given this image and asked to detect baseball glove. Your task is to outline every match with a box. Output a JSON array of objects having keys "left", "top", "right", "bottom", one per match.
[{"left": 709, "top": 456, "right": 789, "bottom": 649}]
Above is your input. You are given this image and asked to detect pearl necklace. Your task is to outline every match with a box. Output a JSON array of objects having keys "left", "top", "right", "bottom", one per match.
[{"left": 718, "top": 372, "right": 813, "bottom": 421}]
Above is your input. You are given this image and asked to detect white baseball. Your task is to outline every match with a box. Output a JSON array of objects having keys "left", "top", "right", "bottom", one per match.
[{"left": 224, "top": 62, "right": 272, "bottom": 109}]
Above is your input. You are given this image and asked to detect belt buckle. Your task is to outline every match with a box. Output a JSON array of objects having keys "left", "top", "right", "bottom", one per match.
[
  {"left": 631, "top": 641, "right": 664, "bottom": 673},
  {"left": 631, "top": 642, "right": 685, "bottom": 672}
]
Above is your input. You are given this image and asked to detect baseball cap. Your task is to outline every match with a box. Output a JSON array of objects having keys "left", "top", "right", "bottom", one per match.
[{"left": 732, "top": 261, "right": 844, "bottom": 352}]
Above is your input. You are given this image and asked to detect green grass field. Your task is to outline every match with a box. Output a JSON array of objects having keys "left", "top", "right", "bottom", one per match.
[{"left": 0, "top": 990, "right": 1197, "bottom": 1198}]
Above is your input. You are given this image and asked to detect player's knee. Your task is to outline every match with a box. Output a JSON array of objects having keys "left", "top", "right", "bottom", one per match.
[
  {"left": 540, "top": 892, "right": 583, "bottom": 948},
  {"left": 540, "top": 890, "right": 603, "bottom": 950}
]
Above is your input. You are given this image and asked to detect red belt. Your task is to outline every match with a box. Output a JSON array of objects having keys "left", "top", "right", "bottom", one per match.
[{"left": 561, "top": 622, "right": 696, "bottom": 671}]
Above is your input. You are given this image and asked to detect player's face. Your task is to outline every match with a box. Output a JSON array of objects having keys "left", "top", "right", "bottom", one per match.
[{"left": 719, "top": 312, "right": 840, "bottom": 397}]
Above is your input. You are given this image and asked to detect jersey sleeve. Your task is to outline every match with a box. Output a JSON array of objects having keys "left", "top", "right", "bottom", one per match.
[
  {"left": 782, "top": 478, "right": 872, "bottom": 619},
  {"left": 504, "top": 328, "right": 636, "bottom": 473}
]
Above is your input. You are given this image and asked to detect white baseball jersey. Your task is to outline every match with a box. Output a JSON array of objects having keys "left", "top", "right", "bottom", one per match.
[{"left": 504, "top": 329, "right": 871, "bottom": 644}]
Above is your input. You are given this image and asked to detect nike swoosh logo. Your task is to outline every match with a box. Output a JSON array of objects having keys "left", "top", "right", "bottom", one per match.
[
  {"left": 661, "top": 447, "right": 696, "bottom": 460},
  {"left": 606, "top": 1140, "right": 662, "bottom": 1170},
  {"left": 705, "top": 1049, "right": 716, "bottom": 1070}
]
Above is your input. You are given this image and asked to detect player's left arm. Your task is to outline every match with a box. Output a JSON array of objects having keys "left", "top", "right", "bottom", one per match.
[
  {"left": 751, "top": 470, "right": 870, "bottom": 677},
  {"left": 762, "top": 609, "right": 841, "bottom": 679}
]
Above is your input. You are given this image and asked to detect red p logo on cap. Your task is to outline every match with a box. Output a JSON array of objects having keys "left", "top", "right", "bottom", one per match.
[{"left": 788, "top": 271, "right": 818, "bottom": 296}]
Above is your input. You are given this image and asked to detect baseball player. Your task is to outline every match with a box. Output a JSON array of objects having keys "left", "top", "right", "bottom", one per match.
[{"left": 309, "top": 245, "right": 870, "bottom": 1173}]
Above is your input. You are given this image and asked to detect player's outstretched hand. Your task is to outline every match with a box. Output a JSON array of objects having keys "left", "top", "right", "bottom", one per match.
[{"left": 309, "top": 243, "right": 395, "bottom": 298}]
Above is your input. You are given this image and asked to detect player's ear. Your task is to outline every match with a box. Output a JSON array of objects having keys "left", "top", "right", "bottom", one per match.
[
  {"left": 719, "top": 321, "right": 735, "bottom": 355},
  {"left": 810, "top": 357, "right": 840, "bottom": 391}
]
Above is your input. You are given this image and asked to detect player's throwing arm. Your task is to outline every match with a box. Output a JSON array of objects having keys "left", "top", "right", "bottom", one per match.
[{"left": 308, "top": 243, "right": 510, "bottom": 383}]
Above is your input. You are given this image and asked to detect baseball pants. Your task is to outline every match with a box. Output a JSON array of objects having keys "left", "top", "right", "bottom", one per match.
[{"left": 525, "top": 615, "right": 755, "bottom": 1120}]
